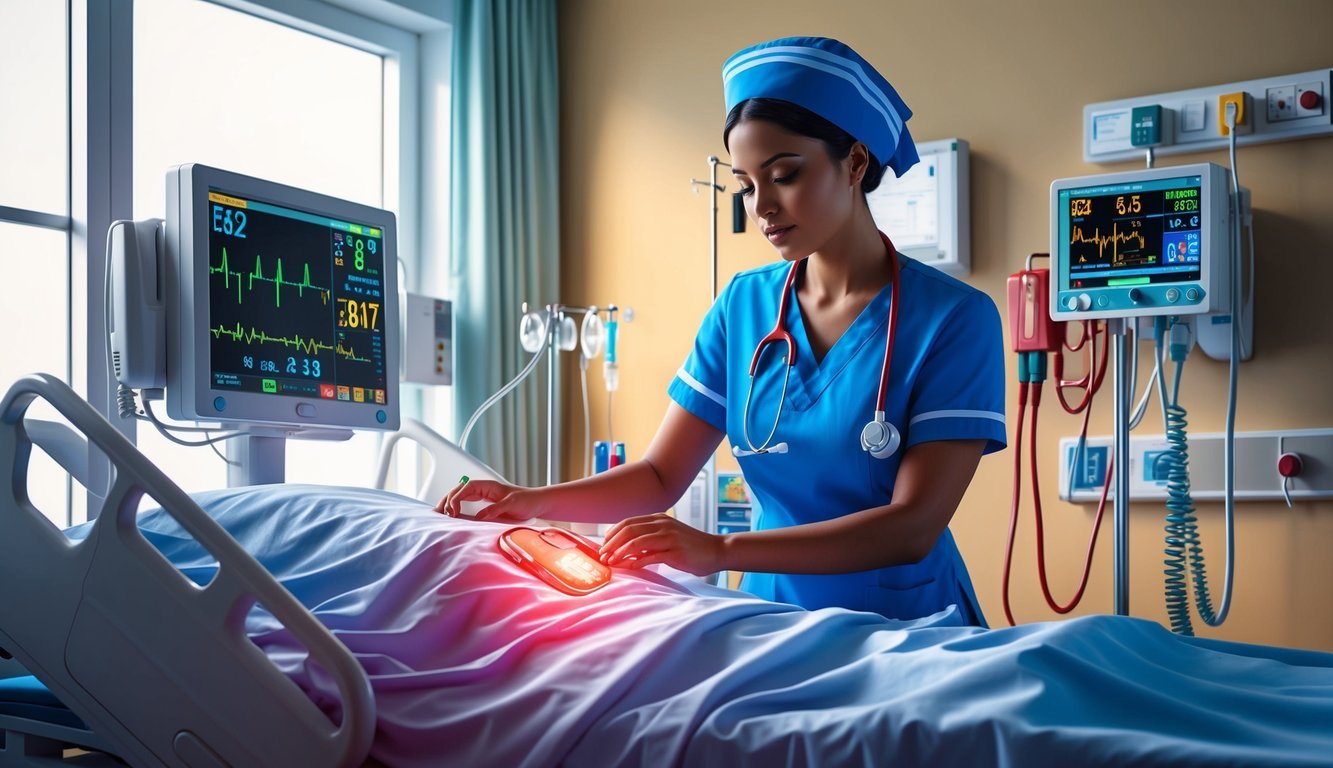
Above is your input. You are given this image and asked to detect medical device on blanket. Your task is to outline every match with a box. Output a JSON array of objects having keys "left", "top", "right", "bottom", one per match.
[
  {"left": 108, "top": 164, "right": 401, "bottom": 484},
  {"left": 498, "top": 528, "right": 611, "bottom": 595}
]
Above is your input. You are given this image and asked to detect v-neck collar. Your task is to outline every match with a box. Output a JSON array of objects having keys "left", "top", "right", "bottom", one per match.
[{"left": 782, "top": 259, "right": 900, "bottom": 411}]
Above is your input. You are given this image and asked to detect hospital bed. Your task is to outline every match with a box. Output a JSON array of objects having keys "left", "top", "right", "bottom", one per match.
[
  {"left": 3, "top": 373, "right": 1333, "bottom": 767},
  {"left": 0, "top": 374, "right": 374, "bottom": 767}
]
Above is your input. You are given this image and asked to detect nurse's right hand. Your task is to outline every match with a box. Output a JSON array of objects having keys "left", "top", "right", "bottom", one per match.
[{"left": 435, "top": 477, "right": 544, "bottom": 522}]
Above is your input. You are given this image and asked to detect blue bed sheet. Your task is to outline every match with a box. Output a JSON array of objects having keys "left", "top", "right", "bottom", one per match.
[{"left": 67, "top": 485, "right": 1333, "bottom": 767}]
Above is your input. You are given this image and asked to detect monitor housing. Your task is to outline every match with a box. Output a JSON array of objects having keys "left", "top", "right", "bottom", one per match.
[
  {"left": 1050, "top": 162, "right": 1231, "bottom": 321},
  {"left": 164, "top": 164, "right": 399, "bottom": 433}
]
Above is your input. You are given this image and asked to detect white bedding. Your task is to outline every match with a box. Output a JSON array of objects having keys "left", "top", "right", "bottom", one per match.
[{"left": 67, "top": 484, "right": 1333, "bottom": 767}]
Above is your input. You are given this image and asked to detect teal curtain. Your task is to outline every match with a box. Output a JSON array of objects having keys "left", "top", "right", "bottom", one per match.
[{"left": 450, "top": 0, "right": 560, "bottom": 486}]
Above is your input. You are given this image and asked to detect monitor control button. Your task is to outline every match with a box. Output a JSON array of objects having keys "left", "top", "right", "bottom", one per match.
[
  {"left": 296, "top": 403, "right": 316, "bottom": 418},
  {"left": 1076, "top": 293, "right": 1092, "bottom": 311},
  {"left": 1185, "top": 288, "right": 1200, "bottom": 301},
  {"left": 1166, "top": 288, "right": 1181, "bottom": 303},
  {"left": 1128, "top": 288, "right": 1143, "bottom": 304},
  {"left": 1097, "top": 295, "right": 1109, "bottom": 307}
]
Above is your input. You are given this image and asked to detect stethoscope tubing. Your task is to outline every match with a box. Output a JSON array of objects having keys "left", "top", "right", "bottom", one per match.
[{"left": 739, "top": 233, "right": 900, "bottom": 457}]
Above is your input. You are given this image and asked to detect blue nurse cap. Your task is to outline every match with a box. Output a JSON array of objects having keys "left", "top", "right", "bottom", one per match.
[{"left": 723, "top": 37, "right": 919, "bottom": 178}]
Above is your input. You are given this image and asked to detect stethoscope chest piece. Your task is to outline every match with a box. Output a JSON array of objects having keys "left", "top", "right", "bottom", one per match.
[{"left": 860, "top": 413, "right": 901, "bottom": 460}]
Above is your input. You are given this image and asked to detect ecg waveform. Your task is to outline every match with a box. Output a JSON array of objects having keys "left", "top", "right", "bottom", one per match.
[
  {"left": 211, "top": 247, "right": 330, "bottom": 307},
  {"left": 1070, "top": 223, "right": 1147, "bottom": 263}
]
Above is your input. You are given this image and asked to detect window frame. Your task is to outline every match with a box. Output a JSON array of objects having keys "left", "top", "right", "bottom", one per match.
[{"left": 60, "top": 0, "right": 447, "bottom": 519}]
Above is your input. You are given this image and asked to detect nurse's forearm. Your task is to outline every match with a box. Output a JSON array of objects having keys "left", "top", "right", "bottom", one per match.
[
  {"left": 536, "top": 459, "right": 679, "bottom": 524},
  {"left": 719, "top": 502, "right": 946, "bottom": 574}
]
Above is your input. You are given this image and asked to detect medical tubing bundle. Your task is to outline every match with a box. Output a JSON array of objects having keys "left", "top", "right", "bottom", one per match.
[
  {"left": 1002, "top": 351, "right": 1110, "bottom": 625},
  {"left": 1054, "top": 320, "right": 1109, "bottom": 414}
]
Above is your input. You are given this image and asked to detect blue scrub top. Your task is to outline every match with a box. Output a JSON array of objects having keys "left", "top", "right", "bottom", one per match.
[{"left": 667, "top": 254, "right": 1006, "bottom": 626}]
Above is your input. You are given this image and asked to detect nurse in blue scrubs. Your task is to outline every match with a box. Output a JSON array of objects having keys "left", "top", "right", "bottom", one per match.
[{"left": 440, "top": 37, "right": 1006, "bottom": 626}]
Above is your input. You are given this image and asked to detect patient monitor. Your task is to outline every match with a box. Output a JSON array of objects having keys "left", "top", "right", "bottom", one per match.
[
  {"left": 1049, "top": 162, "right": 1232, "bottom": 322},
  {"left": 163, "top": 164, "right": 400, "bottom": 433}
]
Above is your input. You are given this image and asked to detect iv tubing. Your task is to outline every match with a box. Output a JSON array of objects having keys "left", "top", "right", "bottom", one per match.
[{"left": 460, "top": 319, "right": 550, "bottom": 452}]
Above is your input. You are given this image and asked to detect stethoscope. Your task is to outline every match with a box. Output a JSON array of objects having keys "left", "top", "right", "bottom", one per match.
[{"left": 734, "top": 232, "right": 902, "bottom": 460}]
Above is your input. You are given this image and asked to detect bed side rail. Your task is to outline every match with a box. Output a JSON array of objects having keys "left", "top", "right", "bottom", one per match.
[
  {"left": 0, "top": 374, "right": 375, "bottom": 768},
  {"left": 372, "top": 416, "right": 505, "bottom": 502}
]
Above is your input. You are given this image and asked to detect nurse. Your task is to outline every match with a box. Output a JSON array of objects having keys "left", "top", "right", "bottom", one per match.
[{"left": 440, "top": 36, "right": 1006, "bottom": 626}]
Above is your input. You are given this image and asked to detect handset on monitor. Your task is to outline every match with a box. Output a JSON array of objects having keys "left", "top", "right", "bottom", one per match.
[{"left": 498, "top": 527, "right": 611, "bottom": 595}]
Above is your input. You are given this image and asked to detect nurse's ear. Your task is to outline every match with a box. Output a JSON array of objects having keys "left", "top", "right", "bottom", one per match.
[{"left": 845, "top": 141, "right": 871, "bottom": 191}]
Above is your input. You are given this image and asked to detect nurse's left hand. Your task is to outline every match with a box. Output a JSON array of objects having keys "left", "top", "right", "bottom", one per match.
[{"left": 598, "top": 513, "right": 725, "bottom": 576}]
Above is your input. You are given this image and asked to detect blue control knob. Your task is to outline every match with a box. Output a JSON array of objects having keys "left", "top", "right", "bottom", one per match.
[{"left": 1128, "top": 288, "right": 1143, "bottom": 304}]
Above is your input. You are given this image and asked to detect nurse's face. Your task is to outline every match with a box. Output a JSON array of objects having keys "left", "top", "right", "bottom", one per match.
[{"left": 728, "top": 118, "right": 859, "bottom": 260}]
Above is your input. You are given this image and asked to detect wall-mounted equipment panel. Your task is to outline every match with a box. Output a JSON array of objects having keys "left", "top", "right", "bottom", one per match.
[
  {"left": 1084, "top": 68, "right": 1332, "bottom": 163},
  {"left": 1058, "top": 428, "right": 1333, "bottom": 503}
]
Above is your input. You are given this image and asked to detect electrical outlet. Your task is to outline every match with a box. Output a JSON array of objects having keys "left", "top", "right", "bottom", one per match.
[{"left": 1218, "top": 91, "right": 1251, "bottom": 135}]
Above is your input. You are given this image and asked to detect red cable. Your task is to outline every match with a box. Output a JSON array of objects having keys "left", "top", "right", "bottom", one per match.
[
  {"left": 1055, "top": 320, "right": 1109, "bottom": 414},
  {"left": 1001, "top": 380, "right": 1029, "bottom": 627},
  {"left": 1028, "top": 381, "right": 1112, "bottom": 615}
]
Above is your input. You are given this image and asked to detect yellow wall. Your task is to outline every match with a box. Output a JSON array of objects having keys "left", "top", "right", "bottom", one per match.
[{"left": 557, "top": 0, "right": 1333, "bottom": 651}]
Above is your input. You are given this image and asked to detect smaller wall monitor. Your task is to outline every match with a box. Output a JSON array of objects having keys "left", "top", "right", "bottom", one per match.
[
  {"left": 866, "top": 138, "right": 970, "bottom": 276},
  {"left": 164, "top": 164, "right": 400, "bottom": 432}
]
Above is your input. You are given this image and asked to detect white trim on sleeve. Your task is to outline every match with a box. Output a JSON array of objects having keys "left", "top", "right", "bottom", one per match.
[
  {"left": 676, "top": 368, "right": 727, "bottom": 408},
  {"left": 909, "top": 409, "right": 1006, "bottom": 426}
]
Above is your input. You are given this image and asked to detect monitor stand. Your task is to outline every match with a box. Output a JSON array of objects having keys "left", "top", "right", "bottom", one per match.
[
  {"left": 226, "top": 434, "right": 286, "bottom": 487},
  {"left": 224, "top": 427, "right": 355, "bottom": 487}
]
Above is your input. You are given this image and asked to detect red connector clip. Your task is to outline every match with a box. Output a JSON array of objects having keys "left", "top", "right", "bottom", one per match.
[{"left": 1006, "top": 254, "right": 1062, "bottom": 353}]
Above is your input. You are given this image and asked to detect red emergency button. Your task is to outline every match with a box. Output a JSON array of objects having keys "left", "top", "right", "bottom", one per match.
[
  {"left": 1278, "top": 452, "right": 1303, "bottom": 478},
  {"left": 1299, "top": 90, "right": 1322, "bottom": 111}
]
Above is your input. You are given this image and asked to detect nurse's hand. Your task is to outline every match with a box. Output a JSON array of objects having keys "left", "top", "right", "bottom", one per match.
[
  {"left": 598, "top": 513, "right": 724, "bottom": 576},
  {"left": 435, "top": 478, "right": 543, "bottom": 522}
]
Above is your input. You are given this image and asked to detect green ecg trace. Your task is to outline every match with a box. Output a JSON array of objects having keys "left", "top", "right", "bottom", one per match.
[{"left": 211, "top": 247, "right": 330, "bottom": 307}]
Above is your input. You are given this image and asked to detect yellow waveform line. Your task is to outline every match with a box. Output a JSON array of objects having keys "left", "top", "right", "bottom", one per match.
[
  {"left": 210, "top": 247, "right": 330, "bottom": 307},
  {"left": 1070, "top": 223, "right": 1145, "bottom": 262},
  {"left": 335, "top": 341, "right": 372, "bottom": 363},
  {"left": 212, "top": 323, "right": 335, "bottom": 355}
]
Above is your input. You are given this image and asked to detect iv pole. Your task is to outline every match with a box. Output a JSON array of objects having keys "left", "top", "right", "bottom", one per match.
[{"left": 691, "top": 155, "right": 731, "bottom": 570}]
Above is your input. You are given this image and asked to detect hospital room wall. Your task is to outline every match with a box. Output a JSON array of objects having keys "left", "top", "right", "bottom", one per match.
[{"left": 556, "top": 0, "right": 1333, "bottom": 651}]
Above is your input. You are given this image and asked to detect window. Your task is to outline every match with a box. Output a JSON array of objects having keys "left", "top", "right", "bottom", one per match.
[
  {"left": 133, "top": 0, "right": 387, "bottom": 491},
  {"left": 0, "top": 1, "right": 68, "bottom": 214},
  {"left": 0, "top": 1, "right": 71, "bottom": 526}
]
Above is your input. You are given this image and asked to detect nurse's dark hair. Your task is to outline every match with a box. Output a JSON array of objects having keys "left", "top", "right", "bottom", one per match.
[{"left": 723, "top": 98, "right": 887, "bottom": 195}]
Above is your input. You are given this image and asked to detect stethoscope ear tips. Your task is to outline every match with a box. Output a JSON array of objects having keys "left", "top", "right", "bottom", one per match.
[{"left": 860, "top": 418, "right": 900, "bottom": 460}]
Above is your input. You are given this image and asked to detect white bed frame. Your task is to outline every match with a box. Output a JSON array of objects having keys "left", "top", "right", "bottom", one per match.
[{"left": 0, "top": 374, "right": 375, "bottom": 767}]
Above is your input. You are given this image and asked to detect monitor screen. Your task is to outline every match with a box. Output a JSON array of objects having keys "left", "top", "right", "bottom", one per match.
[
  {"left": 166, "top": 164, "right": 399, "bottom": 432},
  {"left": 206, "top": 189, "right": 388, "bottom": 407},
  {"left": 1057, "top": 174, "right": 1202, "bottom": 290}
]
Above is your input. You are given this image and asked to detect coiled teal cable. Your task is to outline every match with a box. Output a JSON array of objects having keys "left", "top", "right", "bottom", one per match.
[{"left": 1156, "top": 347, "right": 1218, "bottom": 636}]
